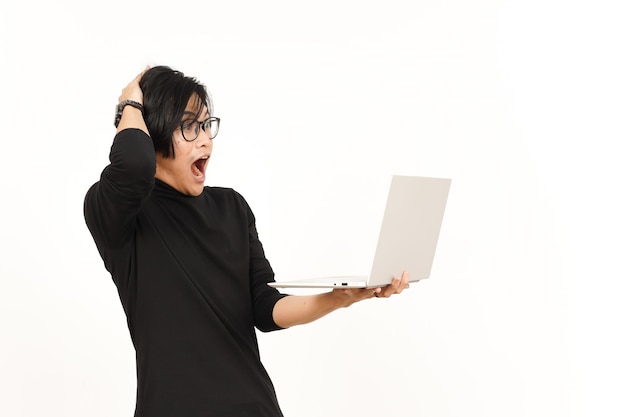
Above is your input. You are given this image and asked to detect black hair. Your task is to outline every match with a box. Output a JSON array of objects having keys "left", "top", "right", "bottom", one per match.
[{"left": 139, "top": 66, "right": 213, "bottom": 158}]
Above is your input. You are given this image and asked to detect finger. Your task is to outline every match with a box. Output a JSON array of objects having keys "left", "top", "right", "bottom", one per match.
[
  {"left": 401, "top": 271, "right": 410, "bottom": 287},
  {"left": 137, "top": 65, "right": 150, "bottom": 80},
  {"left": 130, "top": 70, "right": 146, "bottom": 86},
  {"left": 380, "top": 274, "right": 408, "bottom": 297},
  {"left": 380, "top": 277, "right": 401, "bottom": 297},
  {"left": 396, "top": 271, "right": 410, "bottom": 292}
]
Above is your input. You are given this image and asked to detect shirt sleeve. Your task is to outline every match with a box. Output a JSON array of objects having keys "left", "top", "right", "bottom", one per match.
[
  {"left": 84, "top": 128, "right": 156, "bottom": 268},
  {"left": 239, "top": 192, "right": 289, "bottom": 332}
]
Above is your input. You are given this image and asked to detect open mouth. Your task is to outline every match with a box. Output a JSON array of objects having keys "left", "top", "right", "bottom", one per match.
[{"left": 191, "top": 156, "right": 209, "bottom": 178}]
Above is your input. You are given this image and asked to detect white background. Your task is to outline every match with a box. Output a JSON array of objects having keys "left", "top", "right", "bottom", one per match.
[{"left": 1, "top": 1, "right": 625, "bottom": 416}]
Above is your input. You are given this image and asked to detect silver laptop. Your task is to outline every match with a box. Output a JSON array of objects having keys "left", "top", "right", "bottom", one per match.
[{"left": 268, "top": 175, "right": 451, "bottom": 289}]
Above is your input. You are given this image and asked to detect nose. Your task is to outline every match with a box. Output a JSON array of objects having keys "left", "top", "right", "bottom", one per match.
[{"left": 195, "top": 126, "right": 213, "bottom": 147}]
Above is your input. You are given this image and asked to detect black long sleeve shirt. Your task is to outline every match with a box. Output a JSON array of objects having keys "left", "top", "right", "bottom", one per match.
[{"left": 84, "top": 128, "right": 287, "bottom": 417}]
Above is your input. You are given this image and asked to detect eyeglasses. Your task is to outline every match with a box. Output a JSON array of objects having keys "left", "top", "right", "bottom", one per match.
[{"left": 180, "top": 117, "right": 221, "bottom": 141}]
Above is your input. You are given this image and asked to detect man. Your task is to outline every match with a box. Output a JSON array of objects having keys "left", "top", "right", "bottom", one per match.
[{"left": 84, "top": 66, "right": 409, "bottom": 417}]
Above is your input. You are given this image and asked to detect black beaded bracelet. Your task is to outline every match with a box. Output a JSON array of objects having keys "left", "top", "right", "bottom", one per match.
[{"left": 114, "top": 99, "right": 144, "bottom": 128}]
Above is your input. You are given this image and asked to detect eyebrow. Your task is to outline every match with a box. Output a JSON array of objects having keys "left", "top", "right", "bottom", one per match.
[{"left": 182, "top": 110, "right": 210, "bottom": 120}]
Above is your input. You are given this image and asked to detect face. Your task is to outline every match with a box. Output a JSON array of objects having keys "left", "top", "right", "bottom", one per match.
[{"left": 155, "top": 98, "right": 213, "bottom": 196}]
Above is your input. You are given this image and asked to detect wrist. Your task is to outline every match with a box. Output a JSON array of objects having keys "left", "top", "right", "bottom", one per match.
[{"left": 114, "top": 99, "right": 144, "bottom": 128}]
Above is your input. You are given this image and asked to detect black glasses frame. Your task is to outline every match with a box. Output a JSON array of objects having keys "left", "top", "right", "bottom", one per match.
[{"left": 180, "top": 117, "right": 221, "bottom": 141}]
